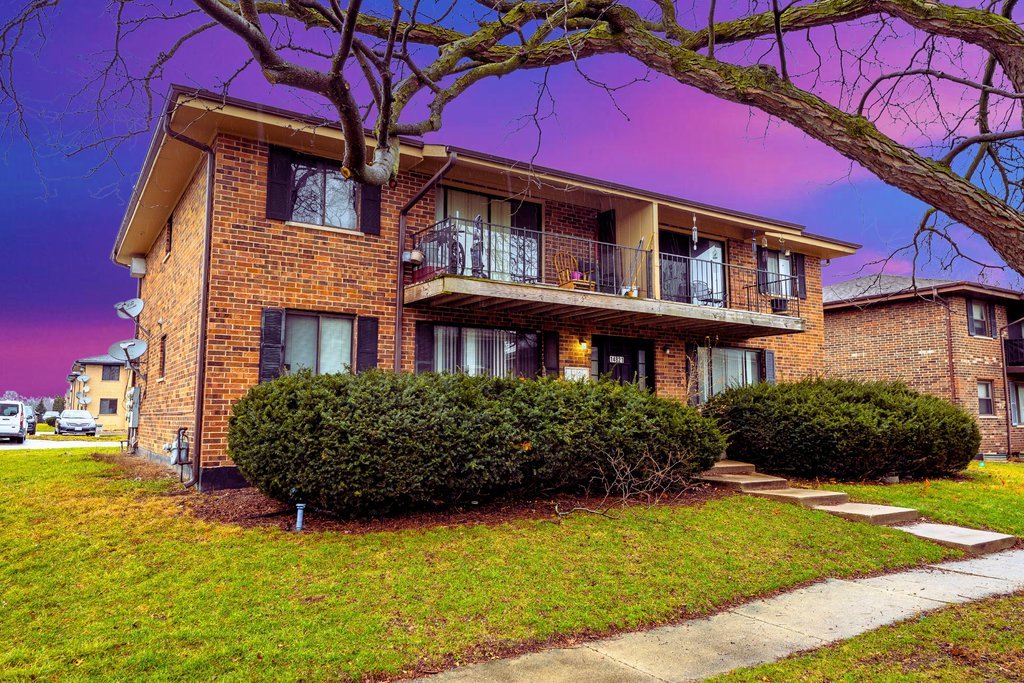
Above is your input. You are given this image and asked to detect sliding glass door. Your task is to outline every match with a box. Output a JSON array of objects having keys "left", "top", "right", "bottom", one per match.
[{"left": 659, "top": 230, "right": 725, "bottom": 306}]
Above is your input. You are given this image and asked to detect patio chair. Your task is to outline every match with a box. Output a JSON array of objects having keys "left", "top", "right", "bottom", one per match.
[{"left": 553, "top": 252, "right": 596, "bottom": 290}]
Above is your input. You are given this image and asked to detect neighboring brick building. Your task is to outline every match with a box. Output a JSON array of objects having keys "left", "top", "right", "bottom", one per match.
[
  {"left": 824, "top": 275, "right": 1024, "bottom": 455},
  {"left": 111, "top": 87, "right": 858, "bottom": 489}
]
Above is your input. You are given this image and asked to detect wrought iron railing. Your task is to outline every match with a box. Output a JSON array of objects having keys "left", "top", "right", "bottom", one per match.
[
  {"left": 413, "top": 216, "right": 653, "bottom": 298},
  {"left": 659, "top": 253, "right": 801, "bottom": 316},
  {"left": 411, "top": 216, "right": 800, "bottom": 316},
  {"left": 1005, "top": 338, "right": 1024, "bottom": 366}
]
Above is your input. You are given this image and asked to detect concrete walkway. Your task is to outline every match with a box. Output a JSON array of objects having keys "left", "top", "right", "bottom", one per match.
[{"left": 423, "top": 549, "right": 1024, "bottom": 682}]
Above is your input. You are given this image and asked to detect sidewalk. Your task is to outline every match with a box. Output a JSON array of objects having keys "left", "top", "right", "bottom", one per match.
[{"left": 423, "top": 549, "right": 1024, "bottom": 682}]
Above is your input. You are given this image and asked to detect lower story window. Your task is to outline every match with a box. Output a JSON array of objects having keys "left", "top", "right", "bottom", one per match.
[
  {"left": 697, "top": 346, "right": 764, "bottom": 401},
  {"left": 429, "top": 325, "right": 539, "bottom": 377},
  {"left": 978, "top": 380, "right": 995, "bottom": 416},
  {"left": 284, "top": 313, "right": 354, "bottom": 374},
  {"left": 1011, "top": 382, "right": 1023, "bottom": 426},
  {"left": 99, "top": 398, "right": 118, "bottom": 415}
]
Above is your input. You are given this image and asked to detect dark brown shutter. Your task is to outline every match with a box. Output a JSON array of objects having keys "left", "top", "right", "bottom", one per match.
[
  {"left": 266, "top": 147, "right": 293, "bottom": 221},
  {"left": 414, "top": 322, "right": 434, "bottom": 373},
  {"left": 355, "top": 317, "right": 379, "bottom": 372},
  {"left": 258, "top": 308, "right": 287, "bottom": 383},
  {"left": 756, "top": 247, "right": 769, "bottom": 294},
  {"left": 359, "top": 183, "right": 382, "bottom": 235},
  {"left": 763, "top": 350, "right": 777, "bottom": 385},
  {"left": 543, "top": 331, "right": 560, "bottom": 377},
  {"left": 792, "top": 253, "right": 807, "bottom": 299},
  {"left": 989, "top": 302, "right": 997, "bottom": 337}
]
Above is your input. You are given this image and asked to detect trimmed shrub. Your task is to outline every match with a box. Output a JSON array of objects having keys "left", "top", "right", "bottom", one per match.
[
  {"left": 704, "top": 378, "right": 980, "bottom": 480},
  {"left": 229, "top": 370, "right": 725, "bottom": 517},
  {"left": 44, "top": 416, "right": 56, "bottom": 427}
]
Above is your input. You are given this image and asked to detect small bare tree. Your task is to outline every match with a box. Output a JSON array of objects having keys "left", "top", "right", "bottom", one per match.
[{"left": 4, "top": 0, "right": 1024, "bottom": 273}]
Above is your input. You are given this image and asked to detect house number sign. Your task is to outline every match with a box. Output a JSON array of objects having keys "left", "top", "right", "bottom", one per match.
[{"left": 608, "top": 355, "right": 626, "bottom": 364}]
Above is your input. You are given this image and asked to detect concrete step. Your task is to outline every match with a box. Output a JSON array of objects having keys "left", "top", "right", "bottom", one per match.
[
  {"left": 698, "top": 473, "right": 790, "bottom": 492},
  {"left": 706, "top": 459, "right": 756, "bottom": 475},
  {"left": 899, "top": 522, "right": 1017, "bottom": 555},
  {"left": 749, "top": 488, "right": 850, "bottom": 508},
  {"left": 813, "top": 502, "right": 920, "bottom": 525}
]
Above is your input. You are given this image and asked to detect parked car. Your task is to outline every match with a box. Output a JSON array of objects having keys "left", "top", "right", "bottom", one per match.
[
  {"left": 23, "top": 404, "right": 36, "bottom": 435},
  {"left": 0, "top": 402, "right": 27, "bottom": 443},
  {"left": 55, "top": 410, "right": 97, "bottom": 436}
]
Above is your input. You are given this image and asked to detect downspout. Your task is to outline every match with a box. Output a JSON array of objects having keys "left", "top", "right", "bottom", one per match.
[
  {"left": 933, "top": 290, "right": 958, "bottom": 404},
  {"left": 999, "top": 314, "right": 1024, "bottom": 457},
  {"left": 393, "top": 151, "right": 458, "bottom": 372},
  {"left": 163, "top": 117, "right": 215, "bottom": 489}
]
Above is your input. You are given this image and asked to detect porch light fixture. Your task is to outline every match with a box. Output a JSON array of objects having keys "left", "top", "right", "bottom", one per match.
[
  {"left": 781, "top": 238, "right": 790, "bottom": 257},
  {"left": 761, "top": 235, "right": 768, "bottom": 248},
  {"left": 579, "top": 337, "right": 588, "bottom": 351}
]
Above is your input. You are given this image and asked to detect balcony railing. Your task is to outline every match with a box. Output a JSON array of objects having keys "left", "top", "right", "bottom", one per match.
[
  {"left": 1005, "top": 338, "right": 1024, "bottom": 366},
  {"left": 411, "top": 217, "right": 800, "bottom": 316},
  {"left": 659, "top": 253, "right": 802, "bottom": 317},
  {"left": 413, "top": 217, "right": 653, "bottom": 298}
]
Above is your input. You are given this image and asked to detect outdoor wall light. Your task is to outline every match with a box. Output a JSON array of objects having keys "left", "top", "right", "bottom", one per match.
[
  {"left": 662, "top": 345, "right": 671, "bottom": 355},
  {"left": 579, "top": 338, "right": 588, "bottom": 351}
]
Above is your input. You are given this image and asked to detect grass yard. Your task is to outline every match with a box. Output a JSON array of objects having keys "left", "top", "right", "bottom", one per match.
[
  {"left": 33, "top": 432, "right": 124, "bottom": 442},
  {"left": 820, "top": 461, "right": 1024, "bottom": 536},
  {"left": 715, "top": 592, "right": 1024, "bottom": 682},
  {"left": 0, "top": 448, "right": 956, "bottom": 681},
  {"left": 34, "top": 422, "right": 53, "bottom": 432}
]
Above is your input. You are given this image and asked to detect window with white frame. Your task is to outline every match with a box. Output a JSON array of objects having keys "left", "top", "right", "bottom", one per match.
[
  {"left": 978, "top": 380, "right": 995, "bottom": 416},
  {"left": 283, "top": 313, "right": 354, "bottom": 375},
  {"left": 431, "top": 324, "right": 539, "bottom": 377},
  {"left": 697, "top": 346, "right": 764, "bottom": 401}
]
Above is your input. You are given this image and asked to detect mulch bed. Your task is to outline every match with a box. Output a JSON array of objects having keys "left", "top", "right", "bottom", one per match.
[{"left": 91, "top": 452, "right": 728, "bottom": 534}]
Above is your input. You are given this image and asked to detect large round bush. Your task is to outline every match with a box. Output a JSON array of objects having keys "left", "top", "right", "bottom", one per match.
[
  {"left": 704, "top": 379, "right": 980, "bottom": 480},
  {"left": 229, "top": 370, "right": 725, "bottom": 517}
]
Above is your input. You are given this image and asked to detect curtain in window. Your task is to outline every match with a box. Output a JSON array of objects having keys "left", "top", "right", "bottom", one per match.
[
  {"left": 319, "top": 317, "right": 353, "bottom": 373},
  {"left": 432, "top": 325, "right": 537, "bottom": 377},
  {"left": 698, "top": 347, "right": 762, "bottom": 401},
  {"left": 284, "top": 315, "right": 318, "bottom": 372}
]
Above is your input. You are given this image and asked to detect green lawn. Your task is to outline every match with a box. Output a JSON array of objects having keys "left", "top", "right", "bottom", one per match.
[
  {"left": 0, "top": 448, "right": 956, "bottom": 681},
  {"left": 33, "top": 432, "right": 124, "bottom": 442},
  {"left": 821, "top": 461, "right": 1024, "bottom": 536},
  {"left": 715, "top": 592, "right": 1024, "bottom": 682},
  {"left": 34, "top": 422, "right": 53, "bottom": 432}
]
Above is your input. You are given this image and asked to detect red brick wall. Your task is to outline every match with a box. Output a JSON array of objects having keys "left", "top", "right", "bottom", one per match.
[
  {"left": 134, "top": 132, "right": 831, "bottom": 472},
  {"left": 134, "top": 165, "right": 206, "bottom": 460},
  {"left": 825, "top": 296, "right": 1023, "bottom": 453}
]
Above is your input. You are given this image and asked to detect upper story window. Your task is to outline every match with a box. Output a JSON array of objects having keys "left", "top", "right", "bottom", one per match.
[
  {"left": 757, "top": 248, "right": 806, "bottom": 299},
  {"left": 967, "top": 298, "right": 996, "bottom": 337},
  {"left": 101, "top": 365, "right": 120, "bottom": 382},
  {"left": 266, "top": 146, "right": 381, "bottom": 234}
]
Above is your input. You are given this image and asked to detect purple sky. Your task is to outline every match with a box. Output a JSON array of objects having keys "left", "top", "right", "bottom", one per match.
[{"left": 1, "top": 3, "right": 1018, "bottom": 397}]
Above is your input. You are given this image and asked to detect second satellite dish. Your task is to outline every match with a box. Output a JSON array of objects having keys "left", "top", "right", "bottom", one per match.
[
  {"left": 108, "top": 339, "right": 149, "bottom": 362},
  {"left": 114, "top": 298, "right": 145, "bottom": 320},
  {"left": 81, "top": 397, "right": 93, "bottom": 406}
]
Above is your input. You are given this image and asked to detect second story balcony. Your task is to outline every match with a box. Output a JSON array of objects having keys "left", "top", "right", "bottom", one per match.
[
  {"left": 406, "top": 216, "right": 806, "bottom": 337},
  {"left": 1005, "top": 338, "right": 1024, "bottom": 369}
]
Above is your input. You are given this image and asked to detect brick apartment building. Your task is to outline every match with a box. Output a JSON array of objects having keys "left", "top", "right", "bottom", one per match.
[
  {"left": 824, "top": 275, "right": 1024, "bottom": 455},
  {"left": 111, "top": 87, "right": 858, "bottom": 489}
]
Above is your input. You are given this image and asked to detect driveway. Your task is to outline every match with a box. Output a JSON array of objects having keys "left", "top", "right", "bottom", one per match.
[{"left": 0, "top": 438, "right": 119, "bottom": 450}]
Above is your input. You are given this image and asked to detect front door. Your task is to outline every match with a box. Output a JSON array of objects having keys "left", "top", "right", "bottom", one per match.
[{"left": 592, "top": 335, "right": 654, "bottom": 391}]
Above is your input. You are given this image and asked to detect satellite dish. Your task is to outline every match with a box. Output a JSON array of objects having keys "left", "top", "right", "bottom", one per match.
[
  {"left": 115, "top": 298, "right": 145, "bottom": 320},
  {"left": 108, "top": 339, "right": 149, "bottom": 362},
  {"left": 79, "top": 375, "right": 90, "bottom": 383},
  {"left": 82, "top": 386, "right": 91, "bottom": 393},
  {"left": 81, "top": 397, "right": 92, "bottom": 406},
  {"left": 66, "top": 373, "right": 79, "bottom": 383},
  {"left": 75, "top": 392, "right": 83, "bottom": 401}
]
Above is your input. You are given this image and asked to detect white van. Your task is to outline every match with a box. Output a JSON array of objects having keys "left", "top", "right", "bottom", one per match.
[{"left": 0, "top": 402, "right": 27, "bottom": 443}]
